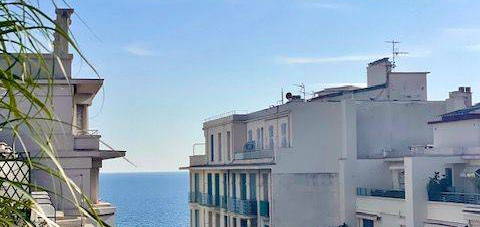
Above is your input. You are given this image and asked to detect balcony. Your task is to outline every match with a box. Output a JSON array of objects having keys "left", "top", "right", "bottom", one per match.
[
  {"left": 357, "top": 187, "right": 405, "bottom": 199},
  {"left": 190, "top": 192, "right": 258, "bottom": 216},
  {"left": 234, "top": 149, "right": 273, "bottom": 160},
  {"left": 74, "top": 134, "right": 100, "bottom": 150},
  {"left": 189, "top": 192, "right": 215, "bottom": 206},
  {"left": 259, "top": 200, "right": 269, "bottom": 217},
  {"left": 429, "top": 192, "right": 480, "bottom": 205},
  {"left": 189, "top": 155, "right": 207, "bottom": 166},
  {"left": 228, "top": 198, "right": 257, "bottom": 216},
  {"left": 199, "top": 193, "right": 214, "bottom": 207}
]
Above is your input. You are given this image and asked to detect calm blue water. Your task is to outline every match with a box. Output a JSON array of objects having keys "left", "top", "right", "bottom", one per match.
[{"left": 100, "top": 172, "right": 189, "bottom": 227}]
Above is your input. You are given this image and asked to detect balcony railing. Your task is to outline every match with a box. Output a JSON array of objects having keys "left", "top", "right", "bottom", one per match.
[
  {"left": 228, "top": 198, "right": 257, "bottom": 216},
  {"left": 189, "top": 155, "right": 207, "bottom": 166},
  {"left": 357, "top": 187, "right": 405, "bottom": 199},
  {"left": 189, "top": 192, "right": 215, "bottom": 206},
  {"left": 234, "top": 149, "right": 274, "bottom": 160},
  {"left": 429, "top": 192, "right": 480, "bottom": 205},
  {"left": 190, "top": 192, "right": 258, "bottom": 216},
  {"left": 259, "top": 200, "right": 269, "bottom": 217},
  {"left": 74, "top": 134, "right": 100, "bottom": 150}
]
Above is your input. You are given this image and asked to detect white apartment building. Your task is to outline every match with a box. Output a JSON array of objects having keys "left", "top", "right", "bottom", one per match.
[
  {"left": 0, "top": 9, "right": 125, "bottom": 227},
  {"left": 356, "top": 102, "right": 480, "bottom": 227},
  {"left": 182, "top": 58, "right": 476, "bottom": 227}
]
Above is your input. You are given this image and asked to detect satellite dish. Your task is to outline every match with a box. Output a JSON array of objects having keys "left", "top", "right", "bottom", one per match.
[{"left": 286, "top": 92, "right": 293, "bottom": 99}]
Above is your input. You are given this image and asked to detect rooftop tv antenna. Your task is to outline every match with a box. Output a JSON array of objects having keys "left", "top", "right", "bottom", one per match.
[
  {"left": 385, "top": 40, "right": 408, "bottom": 68},
  {"left": 294, "top": 83, "right": 306, "bottom": 101}
]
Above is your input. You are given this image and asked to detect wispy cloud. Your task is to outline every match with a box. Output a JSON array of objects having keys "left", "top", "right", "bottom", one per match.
[
  {"left": 443, "top": 28, "right": 480, "bottom": 36},
  {"left": 279, "top": 48, "right": 431, "bottom": 65},
  {"left": 309, "top": 3, "right": 345, "bottom": 9},
  {"left": 315, "top": 82, "right": 367, "bottom": 89},
  {"left": 466, "top": 44, "right": 480, "bottom": 52},
  {"left": 299, "top": 0, "right": 349, "bottom": 10},
  {"left": 279, "top": 54, "right": 386, "bottom": 64},
  {"left": 124, "top": 43, "right": 155, "bottom": 56}
]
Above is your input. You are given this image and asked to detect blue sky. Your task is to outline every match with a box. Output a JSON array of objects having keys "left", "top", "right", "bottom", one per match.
[{"left": 47, "top": 0, "right": 480, "bottom": 172}]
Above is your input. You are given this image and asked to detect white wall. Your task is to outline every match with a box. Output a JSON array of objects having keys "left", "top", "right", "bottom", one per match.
[
  {"left": 272, "top": 173, "right": 340, "bottom": 227},
  {"left": 389, "top": 73, "right": 427, "bottom": 101},
  {"left": 274, "top": 101, "right": 345, "bottom": 173},
  {"left": 356, "top": 101, "right": 446, "bottom": 158},
  {"left": 433, "top": 119, "right": 480, "bottom": 149}
]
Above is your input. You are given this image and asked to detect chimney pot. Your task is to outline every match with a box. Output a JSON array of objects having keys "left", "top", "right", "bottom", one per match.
[
  {"left": 466, "top": 87, "right": 472, "bottom": 93},
  {"left": 459, "top": 87, "right": 465, "bottom": 92},
  {"left": 53, "top": 8, "right": 74, "bottom": 56}
]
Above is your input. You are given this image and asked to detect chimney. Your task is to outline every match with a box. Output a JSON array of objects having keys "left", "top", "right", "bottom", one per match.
[
  {"left": 367, "top": 58, "right": 393, "bottom": 87},
  {"left": 445, "top": 87, "right": 473, "bottom": 112},
  {"left": 53, "top": 8, "right": 74, "bottom": 56}
]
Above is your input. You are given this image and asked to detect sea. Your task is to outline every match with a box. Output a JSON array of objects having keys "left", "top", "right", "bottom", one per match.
[{"left": 100, "top": 172, "right": 190, "bottom": 227}]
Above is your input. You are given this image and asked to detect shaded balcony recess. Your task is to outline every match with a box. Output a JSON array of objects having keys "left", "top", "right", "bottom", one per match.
[
  {"left": 429, "top": 192, "right": 480, "bottom": 205},
  {"left": 357, "top": 187, "right": 405, "bottom": 199}
]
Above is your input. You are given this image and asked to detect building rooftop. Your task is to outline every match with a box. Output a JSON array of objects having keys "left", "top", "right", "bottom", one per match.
[{"left": 429, "top": 103, "right": 480, "bottom": 124}]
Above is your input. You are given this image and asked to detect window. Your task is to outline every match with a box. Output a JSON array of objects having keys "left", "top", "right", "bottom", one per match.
[
  {"left": 224, "top": 216, "right": 228, "bottom": 227},
  {"left": 227, "top": 131, "right": 231, "bottom": 160},
  {"left": 215, "top": 214, "right": 220, "bottom": 227},
  {"left": 248, "top": 129, "right": 253, "bottom": 142},
  {"left": 208, "top": 211, "right": 213, "bottom": 227},
  {"left": 210, "top": 135, "right": 214, "bottom": 161},
  {"left": 263, "top": 174, "right": 269, "bottom": 200},
  {"left": 194, "top": 210, "right": 199, "bottom": 227},
  {"left": 362, "top": 219, "right": 374, "bottom": 227},
  {"left": 207, "top": 173, "right": 213, "bottom": 197},
  {"left": 240, "top": 174, "right": 247, "bottom": 200},
  {"left": 218, "top": 133, "right": 222, "bottom": 161},
  {"left": 445, "top": 168, "right": 453, "bottom": 187},
  {"left": 232, "top": 173, "right": 236, "bottom": 198},
  {"left": 240, "top": 219, "right": 248, "bottom": 227},
  {"left": 281, "top": 123, "right": 288, "bottom": 148},
  {"left": 261, "top": 127, "right": 264, "bottom": 149},
  {"left": 233, "top": 218, "right": 237, "bottom": 227},
  {"left": 249, "top": 174, "right": 256, "bottom": 200},
  {"left": 194, "top": 173, "right": 200, "bottom": 194},
  {"left": 215, "top": 174, "right": 220, "bottom": 206},
  {"left": 268, "top": 126, "right": 274, "bottom": 149},
  {"left": 223, "top": 173, "right": 228, "bottom": 197},
  {"left": 76, "top": 104, "right": 86, "bottom": 133},
  {"left": 256, "top": 128, "right": 261, "bottom": 149}
]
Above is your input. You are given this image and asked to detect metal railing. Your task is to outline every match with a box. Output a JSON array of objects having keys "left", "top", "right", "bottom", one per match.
[
  {"left": 199, "top": 193, "right": 214, "bottom": 207},
  {"left": 0, "top": 151, "right": 31, "bottom": 219},
  {"left": 428, "top": 192, "right": 480, "bottom": 205},
  {"left": 228, "top": 198, "right": 257, "bottom": 216},
  {"left": 189, "top": 192, "right": 215, "bottom": 206},
  {"left": 189, "top": 192, "right": 258, "bottom": 216},
  {"left": 356, "top": 187, "right": 405, "bottom": 199},
  {"left": 204, "top": 110, "right": 248, "bottom": 122},
  {"left": 259, "top": 200, "right": 269, "bottom": 217},
  {"left": 234, "top": 149, "right": 274, "bottom": 160}
]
